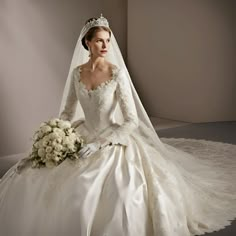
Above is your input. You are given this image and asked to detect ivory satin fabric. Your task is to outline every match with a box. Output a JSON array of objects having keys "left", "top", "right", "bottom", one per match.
[{"left": 0, "top": 67, "right": 236, "bottom": 236}]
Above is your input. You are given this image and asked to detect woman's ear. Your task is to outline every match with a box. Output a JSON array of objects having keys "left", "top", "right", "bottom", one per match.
[{"left": 85, "top": 40, "right": 90, "bottom": 48}]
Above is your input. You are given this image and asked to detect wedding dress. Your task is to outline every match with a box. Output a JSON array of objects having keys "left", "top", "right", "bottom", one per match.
[
  {"left": 0, "top": 65, "right": 236, "bottom": 236},
  {"left": 0, "top": 15, "right": 236, "bottom": 236}
]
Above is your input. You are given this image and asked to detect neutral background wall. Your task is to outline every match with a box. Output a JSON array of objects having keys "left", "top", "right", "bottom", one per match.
[
  {"left": 234, "top": 1, "right": 236, "bottom": 83},
  {"left": 127, "top": 0, "right": 236, "bottom": 122},
  {"left": 0, "top": 0, "right": 126, "bottom": 156},
  {"left": 0, "top": 0, "right": 235, "bottom": 157}
]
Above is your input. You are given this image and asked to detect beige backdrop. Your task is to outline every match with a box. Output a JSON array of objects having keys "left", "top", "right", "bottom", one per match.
[
  {"left": 0, "top": 0, "right": 235, "bottom": 157},
  {"left": 127, "top": 0, "right": 236, "bottom": 122},
  {"left": 0, "top": 0, "right": 126, "bottom": 156}
]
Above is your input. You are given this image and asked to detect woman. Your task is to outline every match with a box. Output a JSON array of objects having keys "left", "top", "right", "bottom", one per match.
[{"left": 0, "top": 15, "right": 236, "bottom": 236}]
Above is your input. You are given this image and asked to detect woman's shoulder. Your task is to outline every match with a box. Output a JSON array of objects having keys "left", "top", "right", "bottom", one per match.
[
  {"left": 74, "top": 62, "right": 118, "bottom": 71},
  {"left": 108, "top": 62, "right": 119, "bottom": 70},
  {"left": 73, "top": 64, "right": 87, "bottom": 79},
  {"left": 102, "top": 62, "right": 120, "bottom": 74},
  {"left": 73, "top": 62, "right": 122, "bottom": 77},
  {"left": 74, "top": 62, "right": 120, "bottom": 73},
  {"left": 74, "top": 63, "right": 86, "bottom": 72}
]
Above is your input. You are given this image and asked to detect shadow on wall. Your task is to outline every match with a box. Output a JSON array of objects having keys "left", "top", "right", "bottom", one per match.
[{"left": 0, "top": 0, "right": 108, "bottom": 157}]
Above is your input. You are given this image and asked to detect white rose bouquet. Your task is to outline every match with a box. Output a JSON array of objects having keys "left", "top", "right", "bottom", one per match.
[{"left": 29, "top": 118, "right": 84, "bottom": 168}]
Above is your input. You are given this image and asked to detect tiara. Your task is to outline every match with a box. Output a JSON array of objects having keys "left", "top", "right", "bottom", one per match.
[{"left": 81, "top": 14, "right": 110, "bottom": 38}]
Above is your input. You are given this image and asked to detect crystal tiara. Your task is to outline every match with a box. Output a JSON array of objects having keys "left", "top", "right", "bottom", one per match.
[{"left": 81, "top": 14, "right": 110, "bottom": 38}]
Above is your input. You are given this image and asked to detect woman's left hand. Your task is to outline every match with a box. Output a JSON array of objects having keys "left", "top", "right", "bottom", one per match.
[
  {"left": 78, "top": 142, "right": 100, "bottom": 159},
  {"left": 78, "top": 138, "right": 112, "bottom": 159}
]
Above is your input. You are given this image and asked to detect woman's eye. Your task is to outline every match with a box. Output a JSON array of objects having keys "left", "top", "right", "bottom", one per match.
[{"left": 96, "top": 39, "right": 110, "bottom": 43}]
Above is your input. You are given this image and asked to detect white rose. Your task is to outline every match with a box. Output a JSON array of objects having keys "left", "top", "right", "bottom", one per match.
[
  {"left": 33, "top": 131, "right": 39, "bottom": 140},
  {"left": 40, "top": 125, "right": 52, "bottom": 134},
  {"left": 69, "top": 133, "right": 77, "bottom": 141},
  {"left": 53, "top": 128, "right": 65, "bottom": 137},
  {"left": 39, "top": 122, "right": 47, "bottom": 128},
  {"left": 53, "top": 150, "right": 62, "bottom": 156},
  {"left": 68, "top": 138, "right": 75, "bottom": 146},
  {"left": 33, "top": 141, "right": 39, "bottom": 148},
  {"left": 52, "top": 151, "right": 62, "bottom": 162},
  {"left": 46, "top": 160, "right": 55, "bottom": 168},
  {"left": 67, "top": 144, "right": 75, "bottom": 151},
  {"left": 38, "top": 148, "right": 46, "bottom": 158},
  {"left": 38, "top": 139, "right": 44, "bottom": 148},
  {"left": 37, "top": 130, "right": 44, "bottom": 139},
  {"left": 45, "top": 153, "right": 53, "bottom": 160},
  {"left": 52, "top": 154, "right": 61, "bottom": 162},
  {"left": 42, "top": 136, "right": 50, "bottom": 147},
  {"left": 63, "top": 136, "right": 70, "bottom": 146},
  {"left": 51, "top": 140, "right": 59, "bottom": 147},
  {"left": 56, "top": 137, "right": 62, "bottom": 144},
  {"left": 54, "top": 144, "right": 63, "bottom": 152},
  {"left": 48, "top": 132, "right": 59, "bottom": 140},
  {"left": 48, "top": 118, "right": 60, "bottom": 127},
  {"left": 58, "top": 120, "right": 71, "bottom": 129},
  {"left": 60, "top": 145, "right": 66, "bottom": 151},
  {"left": 46, "top": 146, "right": 53, "bottom": 153}
]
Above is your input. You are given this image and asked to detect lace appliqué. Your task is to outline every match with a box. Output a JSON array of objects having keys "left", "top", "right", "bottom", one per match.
[
  {"left": 143, "top": 137, "right": 236, "bottom": 235},
  {"left": 100, "top": 69, "right": 139, "bottom": 146},
  {"left": 59, "top": 70, "right": 79, "bottom": 121},
  {"left": 77, "top": 66, "right": 119, "bottom": 94}
]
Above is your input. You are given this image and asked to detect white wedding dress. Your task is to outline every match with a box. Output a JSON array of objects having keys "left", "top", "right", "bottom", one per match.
[{"left": 0, "top": 66, "right": 236, "bottom": 236}]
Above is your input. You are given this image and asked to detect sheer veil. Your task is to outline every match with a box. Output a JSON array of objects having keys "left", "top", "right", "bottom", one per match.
[
  {"left": 58, "top": 16, "right": 236, "bottom": 233},
  {"left": 58, "top": 14, "right": 236, "bottom": 170}
]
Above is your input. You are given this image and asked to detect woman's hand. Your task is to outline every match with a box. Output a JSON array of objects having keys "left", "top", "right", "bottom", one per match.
[
  {"left": 78, "top": 138, "right": 112, "bottom": 159},
  {"left": 78, "top": 142, "right": 100, "bottom": 159}
]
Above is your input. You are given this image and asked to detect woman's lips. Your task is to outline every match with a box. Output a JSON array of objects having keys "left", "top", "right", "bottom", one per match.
[{"left": 101, "top": 50, "right": 107, "bottom": 53}]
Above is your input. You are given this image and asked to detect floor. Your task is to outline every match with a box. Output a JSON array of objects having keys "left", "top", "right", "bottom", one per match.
[
  {"left": 156, "top": 119, "right": 236, "bottom": 236},
  {"left": 0, "top": 119, "right": 236, "bottom": 235},
  {"left": 150, "top": 116, "right": 190, "bottom": 131},
  {"left": 157, "top": 119, "right": 236, "bottom": 145}
]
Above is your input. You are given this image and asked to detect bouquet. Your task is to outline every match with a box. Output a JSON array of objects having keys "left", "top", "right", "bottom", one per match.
[{"left": 29, "top": 118, "right": 84, "bottom": 168}]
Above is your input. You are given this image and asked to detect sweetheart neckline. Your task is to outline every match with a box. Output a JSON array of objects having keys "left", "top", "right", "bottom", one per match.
[{"left": 77, "top": 67, "right": 119, "bottom": 93}]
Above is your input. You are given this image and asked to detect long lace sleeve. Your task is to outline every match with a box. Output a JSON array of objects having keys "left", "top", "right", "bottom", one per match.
[
  {"left": 59, "top": 69, "right": 78, "bottom": 121},
  {"left": 99, "top": 69, "right": 139, "bottom": 147}
]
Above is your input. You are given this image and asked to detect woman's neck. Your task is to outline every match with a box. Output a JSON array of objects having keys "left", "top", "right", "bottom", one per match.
[{"left": 87, "top": 57, "right": 106, "bottom": 71}]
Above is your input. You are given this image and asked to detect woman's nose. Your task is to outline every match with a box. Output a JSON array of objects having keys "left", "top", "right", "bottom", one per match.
[{"left": 102, "top": 42, "right": 107, "bottom": 48}]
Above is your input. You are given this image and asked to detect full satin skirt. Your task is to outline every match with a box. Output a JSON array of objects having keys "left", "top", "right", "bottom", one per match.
[{"left": 0, "top": 132, "right": 236, "bottom": 236}]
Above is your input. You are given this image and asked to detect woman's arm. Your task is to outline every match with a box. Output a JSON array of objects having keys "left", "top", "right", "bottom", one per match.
[
  {"left": 99, "top": 69, "right": 139, "bottom": 147},
  {"left": 59, "top": 69, "right": 78, "bottom": 121}
]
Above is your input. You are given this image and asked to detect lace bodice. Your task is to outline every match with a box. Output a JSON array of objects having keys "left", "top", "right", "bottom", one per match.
[{"left": 59, "top": 66, "right": 139, "bottom": 146}]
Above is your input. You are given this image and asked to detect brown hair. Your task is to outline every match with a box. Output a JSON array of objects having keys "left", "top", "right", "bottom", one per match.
[{"left": 81, "top": 17, "right": 111, "bottom": 51}]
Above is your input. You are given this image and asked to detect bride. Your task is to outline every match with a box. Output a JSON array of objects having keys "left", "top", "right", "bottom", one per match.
[{"left": 0, "top": 14, "right": 236, "bottom": 236}]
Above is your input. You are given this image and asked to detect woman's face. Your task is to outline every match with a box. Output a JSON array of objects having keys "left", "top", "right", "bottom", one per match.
[{"left": 86, "top": 30, "right": 111, "bottom": 58}]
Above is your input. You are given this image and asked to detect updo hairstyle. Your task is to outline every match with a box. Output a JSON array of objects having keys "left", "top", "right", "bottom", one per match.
[{"left": 81, "top": 17, "right": 111, "bottom": 51}]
